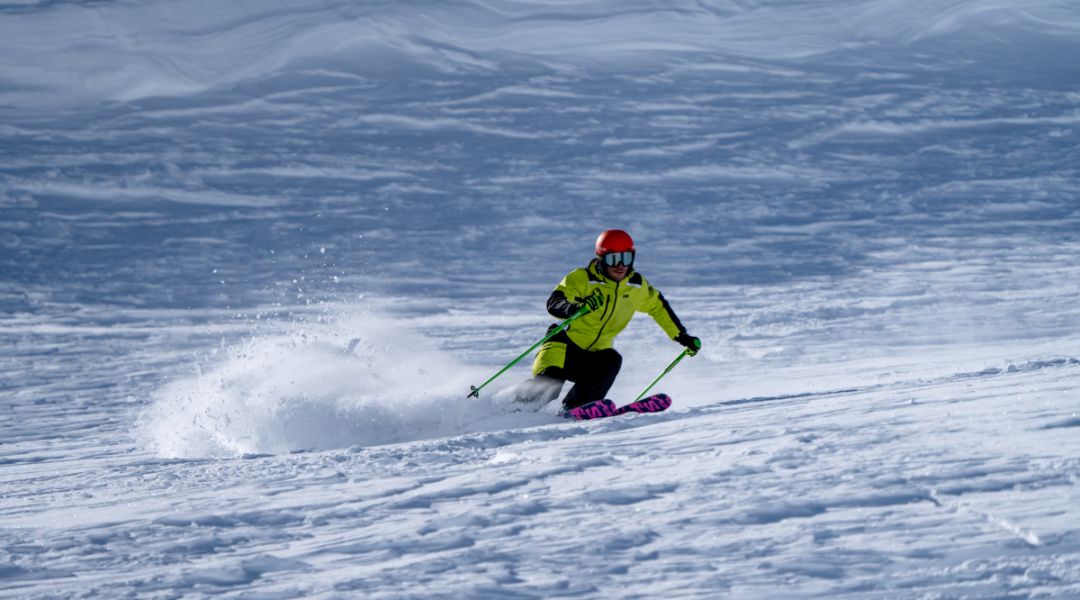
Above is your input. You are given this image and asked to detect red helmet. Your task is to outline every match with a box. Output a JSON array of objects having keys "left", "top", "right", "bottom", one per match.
[{"left": 595, "top": 229, "right": 635, "bottom": 255}]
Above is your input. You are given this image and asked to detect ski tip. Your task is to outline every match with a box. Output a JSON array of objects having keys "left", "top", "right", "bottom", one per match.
[
  {"left": 631, "top": 393, "right": 672, "bottom": 405},
  {"left": 617, "top": 393, "right": 672, "bottom": 415}
]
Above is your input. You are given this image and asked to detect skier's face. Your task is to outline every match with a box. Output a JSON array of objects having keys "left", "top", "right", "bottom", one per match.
[{"left": 600, "top": 250, "right": 633, "bottom": 282}]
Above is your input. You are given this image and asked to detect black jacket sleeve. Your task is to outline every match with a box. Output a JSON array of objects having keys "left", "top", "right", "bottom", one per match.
[{"left": 546, "top": 290, "right": 579, "bottom": 319}]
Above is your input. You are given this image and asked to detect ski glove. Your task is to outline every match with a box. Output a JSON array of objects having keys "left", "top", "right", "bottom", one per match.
[
  {"left": 675, "top": 332, "right": 702, "bottom": 356},
  {"left": 580, "top": 291, "right": 605, "bottom": 312}
]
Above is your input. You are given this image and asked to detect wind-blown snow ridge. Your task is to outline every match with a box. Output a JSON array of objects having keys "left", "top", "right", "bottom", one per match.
[
  {"left": 2, "top": 0, "right": 1078, "bottom": 110},
  {"left": 721, "top": 356, "right": 1080, "bottom": 406}
]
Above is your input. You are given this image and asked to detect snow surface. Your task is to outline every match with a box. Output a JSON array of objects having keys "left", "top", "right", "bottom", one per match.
[{"left": 2, "top": 0, "right": 1080, "bottom": 597}]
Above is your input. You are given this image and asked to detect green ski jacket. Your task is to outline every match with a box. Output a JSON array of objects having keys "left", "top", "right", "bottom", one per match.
[{"left": 532, "top": 259, "right": 687, "bottom": 376}]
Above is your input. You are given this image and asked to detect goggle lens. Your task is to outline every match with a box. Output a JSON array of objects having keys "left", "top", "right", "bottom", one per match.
[{"left": 602, "top": 251, "right": 634, "bottom": 267}]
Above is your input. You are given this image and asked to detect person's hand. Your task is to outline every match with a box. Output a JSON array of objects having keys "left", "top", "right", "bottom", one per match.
[
  {"left": 675, "top": 332, "right": 702, "bottom": 356},
  {"left": 580, "top": 291, "right": 605, "bottom": 312}
]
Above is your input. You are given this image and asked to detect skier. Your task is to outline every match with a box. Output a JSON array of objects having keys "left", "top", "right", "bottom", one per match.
[{"left": 525, "top": 229, "right": 701, "bottom": 410}]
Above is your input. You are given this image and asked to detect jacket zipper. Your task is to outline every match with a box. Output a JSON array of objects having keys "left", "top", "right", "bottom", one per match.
[{"left": 585, "top": 280, "right": 619, "bottom": 350}]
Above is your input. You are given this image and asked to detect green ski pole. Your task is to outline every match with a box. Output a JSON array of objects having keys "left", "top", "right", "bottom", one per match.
[
  {"left": 468, "top": 305, "right": 591, "bottom": 398},
  {"left": 633, "top": 348, "right": 692, "bottom": 402}
]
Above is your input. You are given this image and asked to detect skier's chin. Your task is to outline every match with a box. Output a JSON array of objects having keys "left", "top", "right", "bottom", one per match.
[{"left": 608, "top": 267, "right": 629, "bottom": 281}]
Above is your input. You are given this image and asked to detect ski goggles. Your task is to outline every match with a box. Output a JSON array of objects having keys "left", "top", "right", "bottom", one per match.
[{"left": 601, "top": 250, "right": 635, "bottom": 267}]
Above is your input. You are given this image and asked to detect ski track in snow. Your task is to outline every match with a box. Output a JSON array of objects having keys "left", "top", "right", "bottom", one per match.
[{"left": 2, "top": 0, "right": 1080, "bottom": 597}]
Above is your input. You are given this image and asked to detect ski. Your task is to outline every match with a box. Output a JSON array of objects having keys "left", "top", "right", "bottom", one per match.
[
  {"left": 562, "top": 393, "right": 672, "bottom": 421},
  {"left": 562, "top": 399, "right": 618, "bottom": 420},
  {"left": 615, "top": 393, "right": 672, "bottom": 416}
]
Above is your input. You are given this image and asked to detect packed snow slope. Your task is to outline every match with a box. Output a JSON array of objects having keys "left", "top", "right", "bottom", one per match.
[{"left": 2, "top": 0, "right": 1080, "bottom": 597}]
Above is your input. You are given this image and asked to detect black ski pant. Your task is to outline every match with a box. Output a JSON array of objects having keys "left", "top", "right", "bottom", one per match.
[{"left": 535, "top": 332, "right": 622, "bottom": 410}]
